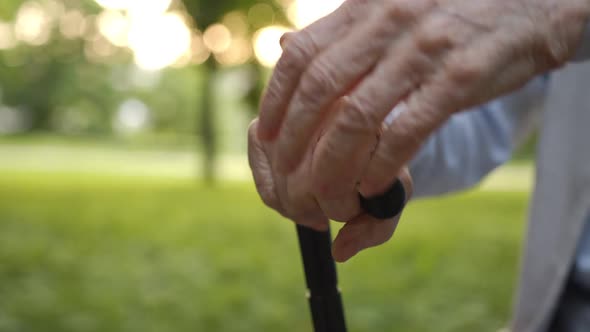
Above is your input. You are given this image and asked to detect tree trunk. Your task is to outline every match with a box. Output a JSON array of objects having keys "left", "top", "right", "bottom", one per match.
[{"left": 199, "top": 57, "right": 218, "bottom": 184}]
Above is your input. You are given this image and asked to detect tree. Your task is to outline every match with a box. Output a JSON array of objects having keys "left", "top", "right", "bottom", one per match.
[
  {"left": 0, "top": 0, "right": 122, "bottom": 133},
  {"left": 0, "top": 0, "right": 291, "bottom": 181},
  {"left": 182, "top": 0, "right": 287, "bottom": 184}
]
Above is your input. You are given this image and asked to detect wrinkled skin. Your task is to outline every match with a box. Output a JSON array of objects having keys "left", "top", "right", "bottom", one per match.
[
  {"left": 251, "top": 0, "right": 590, "bottom": 261},
  {"left": 248, "top": 118, "right": 413, "bottom": 262},
  {"left": 258, "top": 0, "right": 590, "bottom": 199}
]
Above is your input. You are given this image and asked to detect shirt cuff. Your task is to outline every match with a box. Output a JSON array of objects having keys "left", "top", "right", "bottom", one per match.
[{"left": 572, "top": 21, "right": 590, "bottom": 62}]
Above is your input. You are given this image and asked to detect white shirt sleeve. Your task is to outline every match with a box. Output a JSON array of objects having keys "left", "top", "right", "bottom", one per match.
[{"left": 407, "top": 76, "right": 548, "bottom": 198}]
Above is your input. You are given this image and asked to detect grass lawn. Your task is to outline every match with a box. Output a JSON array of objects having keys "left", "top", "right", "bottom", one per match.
[{"left": 0, "top": 169, "right": 530, "bottom": 332}]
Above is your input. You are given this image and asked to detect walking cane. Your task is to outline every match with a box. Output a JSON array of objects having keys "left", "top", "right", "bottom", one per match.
[{"left": 296, "top": 179, "right": 406, "bottom": 332}]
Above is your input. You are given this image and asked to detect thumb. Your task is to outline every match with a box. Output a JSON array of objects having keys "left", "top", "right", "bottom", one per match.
[{"left": 332, "top": 168, "right": 413, "bottom": 263}]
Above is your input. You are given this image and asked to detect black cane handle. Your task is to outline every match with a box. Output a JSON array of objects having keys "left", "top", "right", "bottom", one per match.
[{"left": 359, "top": 178, "right": 406, "bottom": 220}]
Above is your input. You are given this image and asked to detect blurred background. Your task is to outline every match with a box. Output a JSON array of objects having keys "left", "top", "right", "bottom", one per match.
[{"left": 0, "top": 0, "right": 537, "bottom": 331}]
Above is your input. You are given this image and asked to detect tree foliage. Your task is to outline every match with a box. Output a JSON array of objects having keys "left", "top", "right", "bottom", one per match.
[{"left": 183, "top": 0, "right": 287, "bottom": 30}]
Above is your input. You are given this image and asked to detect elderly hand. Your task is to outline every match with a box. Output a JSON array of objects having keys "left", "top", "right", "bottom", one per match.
[
  {"left": 257, "top": 0, "right": 589, "bottom": 197},
  {"left": 248, "top": 117, "right": 413, "bottom": 262}
]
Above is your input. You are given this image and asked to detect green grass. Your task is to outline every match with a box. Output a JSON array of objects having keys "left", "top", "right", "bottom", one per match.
[
  {"left": 0, "top": 170, "right": 529, "bottom": 332},
  {"left": 0, "top": 140, "right": 534, "bottom": 190}
]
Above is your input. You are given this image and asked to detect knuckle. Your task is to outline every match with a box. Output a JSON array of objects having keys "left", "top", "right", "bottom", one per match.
[
  {"left": 383, "top": 1, "right": 418, "bottom": 22},
  {"left": 284, "top": 30, "right": 317, "bottom": 67},
  {"left": 446, "top": 54, "right": 486, "bottom": 83},
  {"left": 346, "top": 0, "right": 372, "bottom": 10},
  {"left": 280, "top": 50, "right": 304, "bottom": 71},
  {"left": 273, "top": 36, "right": 311, "bottom": 83},
  {"left": 397, "top": 43, "right": 433, "bottom": 86},
  {"left": 383, "top": 0, "right": 434, "bottom": 22},
  {"left": 336, "top": 97, "right": 382, "bottom": 135},
  {"left": 298, "top": 60, "right": 337, "bottom": 106},
  {"left": 273, "top": 55, "right": 301, "bottom": 86},
  {"left": 339, "top": 0, "right": 371, "bottom": 22},
  {"left": 415, "top": 18, "right": 454, "bottom": 53}
]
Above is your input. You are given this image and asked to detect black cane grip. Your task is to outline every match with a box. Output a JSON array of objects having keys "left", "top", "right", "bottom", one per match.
[{"left": 359, "top": 179, "right": 406, "bottom": 220}]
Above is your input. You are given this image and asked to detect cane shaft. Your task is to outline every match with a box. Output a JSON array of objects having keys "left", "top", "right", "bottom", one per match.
[{"left": 296, "top": 225, "right": 347, "bottom": 332}]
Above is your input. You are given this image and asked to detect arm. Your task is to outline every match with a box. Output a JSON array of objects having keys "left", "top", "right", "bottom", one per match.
[{"left": 408, "top": 76, "right": 548, "bottom": 198}]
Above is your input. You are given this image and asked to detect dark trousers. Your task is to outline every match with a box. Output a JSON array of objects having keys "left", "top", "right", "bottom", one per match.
[
  {"left": 549, "top": 216, "right": 590, "bottom": 332},
  {"left": 548, "top": 260, "right": 590, "bottom": 332},
  {"left": 548, "top": 281, "right": 590, "bottom": 332}
]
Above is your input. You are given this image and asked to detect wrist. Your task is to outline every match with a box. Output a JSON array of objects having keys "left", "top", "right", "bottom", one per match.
[{"left": 544, "top": 0, "right": 590, "bottom": 65}]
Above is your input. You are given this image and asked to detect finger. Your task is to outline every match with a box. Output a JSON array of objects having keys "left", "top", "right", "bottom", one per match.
[
  {"left": 311, "top": 9, "right": 489, "bottom": 199},
  {"left": 255, "top": 118, "right": 330, "bottom": 232},
  {"left": 359, "top": 35, "right": 525, "bottom": 196},
  {"left": 313, "top": 162, "right": 366, "bottom": 223},
  {"left": 310, "top": 41, "right": 437, "bottom": 207},
  {"left": 284, "top": 132, "right": 331, "bottom": 231},
  {"left": 279, "top": 32, "right": 294, "bottom": 49},
  {"left": 248, "top": 119, "right": 284, "bottom": 213},
  {"left": 332, "top": 168, "right": 413, "bottom": 263},
  {"left": 257, "top": 0, "right": 373, "bottom": 141},
  {"left": 332, "top": 214, "right": 401, "bottom": 263},
  {"left": 312, "top": 6, "right": 503, "bottom": 199},
  {"left": 272, "top": 0, "right": 440, "bottom": 174},
  {"left": 310, "top": 100, "right": 377, "bottom": 222},
  {"left": 357, "top": 77, "right": 457, "bottom": 197},
  {"left": 277, "top": 101, "right": 357, "bottom": 224}
]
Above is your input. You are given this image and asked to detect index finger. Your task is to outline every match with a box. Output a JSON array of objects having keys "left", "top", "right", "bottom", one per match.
[{"left": 257, "top": 0, "right": 372, "bottom": 141}]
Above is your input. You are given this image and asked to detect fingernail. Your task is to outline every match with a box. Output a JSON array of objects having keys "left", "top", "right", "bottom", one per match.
[
  {"left": 333, "top": 241, "right": 361, "bottom": 263},
  {"left": 344, "top": 244, "right": 362, "bottom": 262},
  {"left": 279, "top": 32, "right": 293, "bottom": 50}
]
